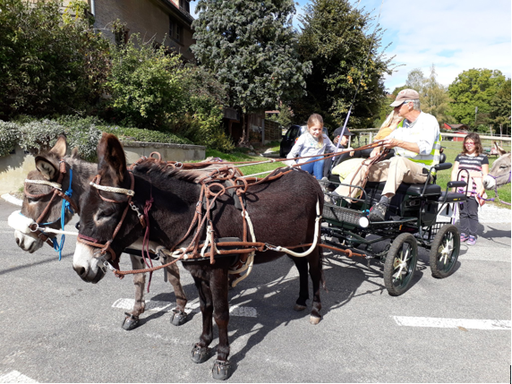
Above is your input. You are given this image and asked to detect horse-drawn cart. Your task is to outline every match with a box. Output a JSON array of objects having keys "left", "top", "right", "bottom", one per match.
[{"left": 320, "top": 160, "right": 467, "bottom": 296}]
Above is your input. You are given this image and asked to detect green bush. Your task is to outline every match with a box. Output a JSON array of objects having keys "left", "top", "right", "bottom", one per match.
[
  {"left": 101, "top": 126, "right": 192, "bottom": 145},
  {"left": 180, "top": 66, "right": 234, "bottom": 152},
  {"left": 0, "top": 116, "right": 196, "bottom": 162},
  {"left": 17, "top": 119, "right": 66, "bottom": 154},
  {"left": 106, "top": 34, "right": 186, "bottom": 129},
  {"left": 0, "top": 121, "right": 19, "bottom": 157},
  {"left": 0, "top": 0, "right": 110, "bottom": 119}
]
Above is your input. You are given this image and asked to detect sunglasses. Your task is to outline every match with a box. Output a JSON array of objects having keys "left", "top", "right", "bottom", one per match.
[{"left": 465, "top": 142, "right": 475, "bottom": 146}]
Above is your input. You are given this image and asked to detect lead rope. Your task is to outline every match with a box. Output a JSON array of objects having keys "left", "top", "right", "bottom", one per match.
[
  {"left": 55, "top": 167, "right": 74, "bottom": 260},
  {"left": 477, "top": 171, "right": 511, "bottom": 206}
]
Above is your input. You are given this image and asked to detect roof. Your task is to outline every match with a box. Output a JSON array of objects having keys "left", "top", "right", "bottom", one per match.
[{"left": 444, "top": 123, "right": 469, "bottom": 130}]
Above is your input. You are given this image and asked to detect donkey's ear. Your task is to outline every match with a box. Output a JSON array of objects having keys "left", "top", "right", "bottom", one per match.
[
  {"left": 97, "top": 133, "right": 127, "bottom": 183},
  {"left": 71, "top": 147, "right": 81, "bottom": 159},
  {"left": 50, "top": 135, "right": 68, "bottom": 158},
  {"left": 494, "top": 141, "right": 507, "bottom": 156},
  {"left": 35, "top": 156, "right": 59, "bottom": 181}
]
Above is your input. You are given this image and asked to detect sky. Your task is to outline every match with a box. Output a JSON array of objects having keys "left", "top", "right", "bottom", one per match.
[{"left": 190, "top": 0, "right": 511, "bottom": 92}]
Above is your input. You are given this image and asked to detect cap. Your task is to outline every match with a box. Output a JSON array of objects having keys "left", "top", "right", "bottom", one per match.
[
  {"left": 390, "top": 89, "right": 420, "bottom": 107},
  {"left": 333, "top": 127, "right": 354, "bottom": 137}
]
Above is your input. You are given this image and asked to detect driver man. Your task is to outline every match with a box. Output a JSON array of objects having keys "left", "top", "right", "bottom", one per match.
[{"left": 335, "top": 89, "right": 441, "bottom": 221}]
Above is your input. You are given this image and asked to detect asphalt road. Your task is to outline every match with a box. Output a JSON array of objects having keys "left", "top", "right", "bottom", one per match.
[{"left": 0, "top": 197, "right": 510, "bottom": 383}]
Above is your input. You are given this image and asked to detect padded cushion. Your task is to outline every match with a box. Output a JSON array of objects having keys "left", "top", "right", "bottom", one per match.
[{"left": 366, "top": 181, "right": 441, "bottom": 196}]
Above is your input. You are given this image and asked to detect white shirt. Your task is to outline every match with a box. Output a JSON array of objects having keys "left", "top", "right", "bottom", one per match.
[{"left": 388, "top": 111, "right": 440, "bottom": 164}]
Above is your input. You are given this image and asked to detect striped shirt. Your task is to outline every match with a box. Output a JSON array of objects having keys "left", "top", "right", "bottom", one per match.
[
  {"left": 455, "top": 153, "right": 489, "bottom": 173},
  {"left": 455, "top": 153, "right": 489, "bottom": 195}
]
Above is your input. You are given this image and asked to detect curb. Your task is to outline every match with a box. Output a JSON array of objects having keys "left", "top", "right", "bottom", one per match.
[{"left": 1, "top": 194, "right": 22, "bottom": 207}]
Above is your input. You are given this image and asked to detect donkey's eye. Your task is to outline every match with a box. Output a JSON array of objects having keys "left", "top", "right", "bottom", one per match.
[
  {"left": 99, "top": 208, "right": 117, "bottom": 218},
  {"left": 95, "top": 207, "right": 117, "bottom": 222}
]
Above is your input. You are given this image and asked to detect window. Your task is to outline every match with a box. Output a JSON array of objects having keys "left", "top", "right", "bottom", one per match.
[
  {"left": 169, "top": 17, "right": 175, "bottom": 39},
  {"left": 176, "top": 25, "right": 183, "bottom": 43}
]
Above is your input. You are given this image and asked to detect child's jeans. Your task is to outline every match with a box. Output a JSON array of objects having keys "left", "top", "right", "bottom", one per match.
[{"left": 301, "top": 157, "right": 324, "bottom": 180}]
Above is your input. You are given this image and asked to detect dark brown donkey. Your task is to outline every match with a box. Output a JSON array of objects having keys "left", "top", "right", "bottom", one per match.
[
  {"left": 13, "top": 136, "right": 188, "bottom": 329},
  {"left": 73, "top": 133, "right": 324, "bottom": 380}
]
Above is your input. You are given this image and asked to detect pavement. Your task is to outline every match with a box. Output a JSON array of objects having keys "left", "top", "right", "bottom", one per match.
[{"left": 0, "top": 192, "right": 510, "bottom": 383}]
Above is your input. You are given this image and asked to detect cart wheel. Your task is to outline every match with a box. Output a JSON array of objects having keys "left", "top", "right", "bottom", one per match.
[
  {"left": 429, "top": 224, "right": 460, "bottom": 278},
  {"left": 384, "top": 233, "right": 418, "bottom": 296}
]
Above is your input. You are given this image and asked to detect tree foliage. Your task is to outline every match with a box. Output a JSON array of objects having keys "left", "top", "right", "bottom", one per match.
[
  {"left": 294, "top": 0, "right": 392, "bottom": 130},
  {"left": 448, "top": 68, "right": 507, "bottom": 128},
  {"left": 178, "top": 65, "right": 234, "bottom": 151},
  {"left": 191, "top": 0, "right": 312, "bottom": 141},
  {"left": 0, "top": 0, "right": 110, "bottom": 119},
  {"left": 489, "top": 78, "right": 511, "bottom": 135},
  {"left": 106, "top": 33, "right": 187, "bottom": 129},
  {"left": 421, "top": 66, "right": 454, "bottom": 125}
]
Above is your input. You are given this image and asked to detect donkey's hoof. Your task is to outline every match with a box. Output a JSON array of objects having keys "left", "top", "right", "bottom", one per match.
[
  {"left": 309, "top": 315, "right": 321, "bottom": 325},
  {"left": 191, "top": 344, "right": 212, "bottom": 364},
  {"left": 212, "top": 359, "right": 232, "bottom": 380},
  {"left": 122, "top": 313, "right": 140, "bottom": 331},
  {"left": 170, "top": 309, "right": 188, "bottom": 326},
  {"left": 293, "top": 304, "right": 307, "bottom": 312}
]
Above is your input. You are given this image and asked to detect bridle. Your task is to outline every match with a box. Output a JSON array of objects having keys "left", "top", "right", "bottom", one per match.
[
  {"left": 23, "top": 160, "right": 79, "bottom": 258},
  {"left": 76, "top": 172, "right": 142, "bottom": 270}
]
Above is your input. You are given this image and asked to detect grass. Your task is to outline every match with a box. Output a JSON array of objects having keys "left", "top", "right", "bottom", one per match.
[{"left": 205, "top": 145, "right": 286, "bottom": 176}]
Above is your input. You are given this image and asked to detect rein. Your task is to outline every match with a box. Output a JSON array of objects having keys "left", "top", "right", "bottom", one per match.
[
  {"left": 81, "top": 161, "right": 328, "bottom": 280},
  {"left": 76, "top": 141, "right": 386, "bottom": 279}
]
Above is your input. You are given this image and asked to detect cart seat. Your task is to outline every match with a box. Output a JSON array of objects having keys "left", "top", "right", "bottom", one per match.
[
  {"left": 438, "top": 191, "right": 466, "bottom": 203},
  {"left": 365, "top": 181, "right": 441, "bottom": 197}
]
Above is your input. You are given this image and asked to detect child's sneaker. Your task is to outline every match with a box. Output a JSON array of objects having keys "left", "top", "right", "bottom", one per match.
[
  {"left": 467, "top": 235, "right": 476, "bottom": 245},
  {"left": 460, "top": 233, "right": 469, "bottom": 242}
]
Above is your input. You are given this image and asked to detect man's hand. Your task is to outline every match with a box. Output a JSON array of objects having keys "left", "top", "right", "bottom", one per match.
[
  {"left": 382, "top": 138, "right": 401, "bottom": 148},
  {"left": 369, "top": 143, "right": 383, "bottom": 158},
  {"left": 333, "top": 135, "right": 340, "bottom": 144}
]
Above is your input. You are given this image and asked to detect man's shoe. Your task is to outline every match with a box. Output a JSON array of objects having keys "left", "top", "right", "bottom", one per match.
[
  {"left": 460, "top": 233, "right": 469, "bottom": 242},
  {"left": 368, "top": 202, "right": 388, "bottom": 222},
  {"left": 467, "top": 235, "right": 476, "bottom": 245}
]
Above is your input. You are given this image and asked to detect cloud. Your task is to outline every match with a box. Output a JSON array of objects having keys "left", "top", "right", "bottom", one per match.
[{"left": 374, "top": 0, "right": 511, "bottom": 90}]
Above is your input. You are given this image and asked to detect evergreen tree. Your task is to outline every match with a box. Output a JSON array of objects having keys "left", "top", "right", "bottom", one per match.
[{"left": 191, "top": 0, "right": 311, "bottom": 144}]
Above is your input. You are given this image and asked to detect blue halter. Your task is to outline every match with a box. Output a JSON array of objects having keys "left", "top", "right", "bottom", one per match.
[{"left": 40, "top": 168, "right": 75, "bottom": 260}]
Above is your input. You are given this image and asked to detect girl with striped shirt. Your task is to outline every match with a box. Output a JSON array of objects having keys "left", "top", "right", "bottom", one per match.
[{"left": 451, "top": 133, "right": 489, "bottom": 245}]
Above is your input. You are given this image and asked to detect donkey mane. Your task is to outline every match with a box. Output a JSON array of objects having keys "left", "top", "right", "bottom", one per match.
[{"left": 132, "top": 158, "right": 234, "bottom": 185}]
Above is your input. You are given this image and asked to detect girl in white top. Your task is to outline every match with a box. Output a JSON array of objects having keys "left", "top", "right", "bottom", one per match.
[{"left": 287, "top": 113, "right": 339, "bottom": 179}]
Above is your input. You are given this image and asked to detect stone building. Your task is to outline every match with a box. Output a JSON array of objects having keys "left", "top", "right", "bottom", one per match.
[{"left": 67, "top": 0, "right": 195, "bottom": 61}]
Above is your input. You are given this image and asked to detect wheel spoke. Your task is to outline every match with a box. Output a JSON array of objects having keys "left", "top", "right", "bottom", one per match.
[
  {"left": 439, "top": 233, "right": 454, "bottom": 266},
  {"left": 393, "top": 245, "right": 411, "bottom": 282}
]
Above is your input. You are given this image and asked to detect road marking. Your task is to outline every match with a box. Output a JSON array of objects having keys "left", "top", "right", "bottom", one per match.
[
  {"left": 112, "top": 298, "right": 257, "bottom": 318},
  {"left": 393, "top": 316, "right": 511, "bottom": 330},
  {"left": 0, "top": 371, "right": 37, "bottom": 383}
]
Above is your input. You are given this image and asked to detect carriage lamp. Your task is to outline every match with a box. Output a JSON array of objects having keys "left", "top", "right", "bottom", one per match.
[{"left": 359, "top": 216, "right": 370, "bottom": 228}]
